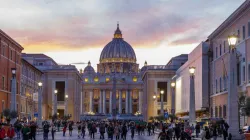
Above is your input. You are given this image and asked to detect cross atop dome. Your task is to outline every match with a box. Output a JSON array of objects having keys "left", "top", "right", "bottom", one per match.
[{"left": 114, "top": 22, "right": 122, "bottom": 38}]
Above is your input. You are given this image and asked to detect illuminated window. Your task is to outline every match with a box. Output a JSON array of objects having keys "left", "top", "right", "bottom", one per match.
[
  {"left": 106, "top": 77, "right": 110, "bottom": 82},
  {"left": 84, "top": 78, "right": 88, "bottom": 82},
  {"left": 133, "top": 92, "right": 138, "bottom": 99},
  {"left": 122, "top": 92, "right": 126, "bottom": 99},
  {"left": 94, "top": 77, "right": 99, "bottom": 82},
  {"left": 133, "top": 77, "right": 137, "bottom": 82}
]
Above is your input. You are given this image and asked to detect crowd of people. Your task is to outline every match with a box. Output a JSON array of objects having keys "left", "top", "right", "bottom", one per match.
[{"left": 0, "top": 118, "right": 244, "bottom": 140}]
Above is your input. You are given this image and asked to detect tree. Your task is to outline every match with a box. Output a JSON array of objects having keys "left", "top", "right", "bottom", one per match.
[
  {"left": 168, "top": 114, "right": 178, "bottom": 123},
  {"left": 2, "top": 109, "right": 18, "bottom": 123},
  {"left": 10, "top": 110, "right": 18, "bottom": 119},
  {"left": 245, "top": 97, "right": 250, "bottom": 116}
]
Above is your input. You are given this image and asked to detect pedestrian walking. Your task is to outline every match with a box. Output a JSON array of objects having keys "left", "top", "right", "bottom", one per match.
[
  {"left": 7, "top": 124, "right": 15, "bottom": 140},
  {"left": 99, "top": 123, "right": 106, "bottom": 139},
  {"left": 69, "top": 122, "right": 73, "bottom": 136},
  {"left": 195, "top": 123, "right": 201, "bottom": 138},
  {"left": 51, "top": 123, "right": 56, "bottom": 140},
  {"left": 212, "top": 125, "right": 218, "bottom": 140},
  {"left": 78, "top": 123, "right": 81, "bottom": 138},
  {"left": 158, "top": 128, "right": 169, "bottom": 140},
  {"left": 114, "top": 124, "right": 120, "bottom": 140},
  {"left": 30, "top": 122, "right": 37, "bottom": 140},
  {"left": 63, "top": 125, "right": 67, "bottom": 137},
  {"left": 43, "top": 122, "right": 50, "bottom": 140},
  {"left": 147, "top": 122, "right": 152, "bottom": 136},
  {"left": 21, "top": 124, "right": 30, "bottom": 140},
  {"left": 81, "top": 122, "right": 86, "bottom": 139},
  {"left": 121, "top": 124, "right": 127, "bottom": 140},
  {"left": 57, "top": 120, "right": 61, "bottom": 132},
  {"left": 107, "top": 123, "right": 114, "bottom": 140},
  {"left": 14, "top": 121, "right": 22, "bottom": 139},
  {"left": 131, "top": 123, "right": 135, "bottom": 139}
]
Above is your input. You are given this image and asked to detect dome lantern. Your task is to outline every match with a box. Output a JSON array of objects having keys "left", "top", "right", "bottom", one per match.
[{"left": 114, "top": 22, "right": 122, "bottom": 39}]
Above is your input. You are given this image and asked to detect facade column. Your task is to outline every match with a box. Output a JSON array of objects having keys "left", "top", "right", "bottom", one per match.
[
  {"left": 89, "top": 91, "right": 93, "bottom": 112},
  {"left": 125, "top": 90, "right": 129, "bottom": 113},
  {"left": 80, "top": 92, "right": 83, "bottom": 114},
  {"left": 99, "top": 90, "right": 102, "bottom": 113},
  {"left": 11, "top": 75, "right": 17, "bottom": 111},
  {"left": 138, "top": 90, "right": 142, "bottom": 113},
  {"left": 129, "top": 90, "right": 132, "bottom": 113},
  {"left": 109, "top": 91, "right": 112, "bottom": 113},
  {"left": 102, "top": 90, "right": 106, "bottom": 114},
  {"left": 189, "top": 72, "right": 196, "bottom": 125},
  {"left": 119, "top": 90, "right": 122, "bottom": 114}
]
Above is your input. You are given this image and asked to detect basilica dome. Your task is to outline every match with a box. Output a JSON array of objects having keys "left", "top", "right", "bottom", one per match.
[{"left": 99, "top": 24, "right": 136, "bottom": 63}]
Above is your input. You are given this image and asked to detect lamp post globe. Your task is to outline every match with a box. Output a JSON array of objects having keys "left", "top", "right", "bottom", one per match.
[
  {"left": 228, "top": 34, "right": 238, "bottom": 49},
  {"left": 171, "top": 82, "right": 176, "bottom": 87},
  {"left": 153, "top": 95, "right": 156, "bottom": 99},
  {"left": 54, "top": 89, "right": 58, "bottom": 94},
  {"left": 38, "top": 82, "right": 43, "bottom": 87},
  {"left": 160, "top": 90, "right": 164, "bottom": 94},
  {"left": 189, "top": 67, "right": 196, "bottom": 75}
]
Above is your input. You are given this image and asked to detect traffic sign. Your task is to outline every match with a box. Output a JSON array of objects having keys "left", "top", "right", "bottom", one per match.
[
  {"left": 164, "top": 112, "right": 169, "bottom": 118},
  {"left": 34, "top": 113, "right": 38, "bottom": 118}
]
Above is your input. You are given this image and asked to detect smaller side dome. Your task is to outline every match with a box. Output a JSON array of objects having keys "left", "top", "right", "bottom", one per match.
[{"left": 84, "top": 61, "right": 95, "bottom": 74}]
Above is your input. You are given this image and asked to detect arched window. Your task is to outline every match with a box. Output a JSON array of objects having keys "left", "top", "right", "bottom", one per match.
[
  {"left": 223, "top": 105, "right": 227, "bottom": 119},
  {"left": 219, "top": 106, "right": 222, "bottom": 118},
  {"left": 210, "top": 107, "right": 213, "bottom": 117}
]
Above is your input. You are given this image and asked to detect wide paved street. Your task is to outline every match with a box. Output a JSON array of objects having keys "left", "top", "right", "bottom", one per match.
[{"left": 36, "top": 129, "right": 159, "bottom": 140}]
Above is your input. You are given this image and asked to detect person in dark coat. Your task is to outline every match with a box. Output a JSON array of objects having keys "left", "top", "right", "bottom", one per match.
[{"left": 195, "top": 123, "right": 201, "bottom": 138}]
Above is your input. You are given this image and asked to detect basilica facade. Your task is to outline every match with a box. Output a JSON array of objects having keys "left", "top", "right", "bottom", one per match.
[
  {"left": 81, "top": 24, "right": 143, "bottom": 115},
  {"left": 81, "top": 24, "right": 188, "bottom": 120}
]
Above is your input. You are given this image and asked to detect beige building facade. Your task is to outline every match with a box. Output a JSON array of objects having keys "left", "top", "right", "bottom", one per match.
[
  {"left": 208, "top": 0, "right": 250, "bottom": 127},
  {"left": 22, "top": 54, "right": 82, "bottom": 121},
  {"left": 20, "top": 58, "right": 43, "bottom": 120}
]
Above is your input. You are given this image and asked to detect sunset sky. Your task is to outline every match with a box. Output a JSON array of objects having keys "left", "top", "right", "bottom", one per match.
[{"left": 0, "top": 0, "right": 245, "bottom": 70}]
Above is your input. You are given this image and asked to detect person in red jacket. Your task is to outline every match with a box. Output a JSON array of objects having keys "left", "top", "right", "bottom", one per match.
[
  {"left": 0, "top": 124, "right": 6, "bottom": 140},
  {"left": 7, "top": 124, "right": 15, "bottom": 140}
]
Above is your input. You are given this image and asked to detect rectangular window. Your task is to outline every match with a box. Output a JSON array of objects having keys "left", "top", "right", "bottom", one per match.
[
  {"left": 248, "top": 21, "right": 250, "bottom": 37},
  {"left": 216, "top": 47, "right": 218, "bottom": 58},
  {"left": 216, "top": 79, "right": 218, "bottom": 93},
  {"left": 248, "top": 64, "right": 250, "bottom": 82},
  {"left": 243, "top": 65, "right": 246, "bottom": 82},
  {"left": 2, "top": 46, "right": 4, "bottom": 56},
  {"left": 219, "top": 44, "right": 222, "bottom": 56},
  {"left": 224, "top": 77, "right": 227, "bottom": 91},
  {"left": 243, "top": 26, "right": 246, "bottom": 40},
  {"left": 238, "top": 29, "right": 240, "bottom": 43},
  {"left": 1, "top": 76, "right": 4, "bottom": 90},
  {"left": 10, "top": 50, "right": 13, "bottom": 60},
  {"left": 1, "top": 100, "right": 4, "bottom": 111},
  {"left": 220, "top": 77, "right": 222, "bottom": 92},
  {"left": 224, "top": 41, "right": 226, "bottom": 53}
]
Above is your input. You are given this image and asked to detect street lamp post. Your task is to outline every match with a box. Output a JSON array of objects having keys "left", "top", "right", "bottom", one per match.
[
  {"left": 160, "top": 90, "right": 164, "bottom": 115},
  {"left": 189, "top": 67, "right": 196, "bottom": 126},
  {"left": 112, "top": 72, "right": 117, "bottom": 119},
  {"left": 65, "top": 95, "right": 68, "bottom": 115},
  {"left": 38, "top": 82, "right": 43, "bottom": 127},
  {"left": 153, "top": 95, "right": 157, "bottom": 116},
  {"left": 227, "top": 34, "right": 240, "bottom": 139},
  {"left": 171, "top": 82, "right": 176, "bottom": 115},
  {"left": 54, "top": 90, "right": 58, "bottom": 115},
  {"left": 11, "top": 68, "right": 17, "bottom": 112}
]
